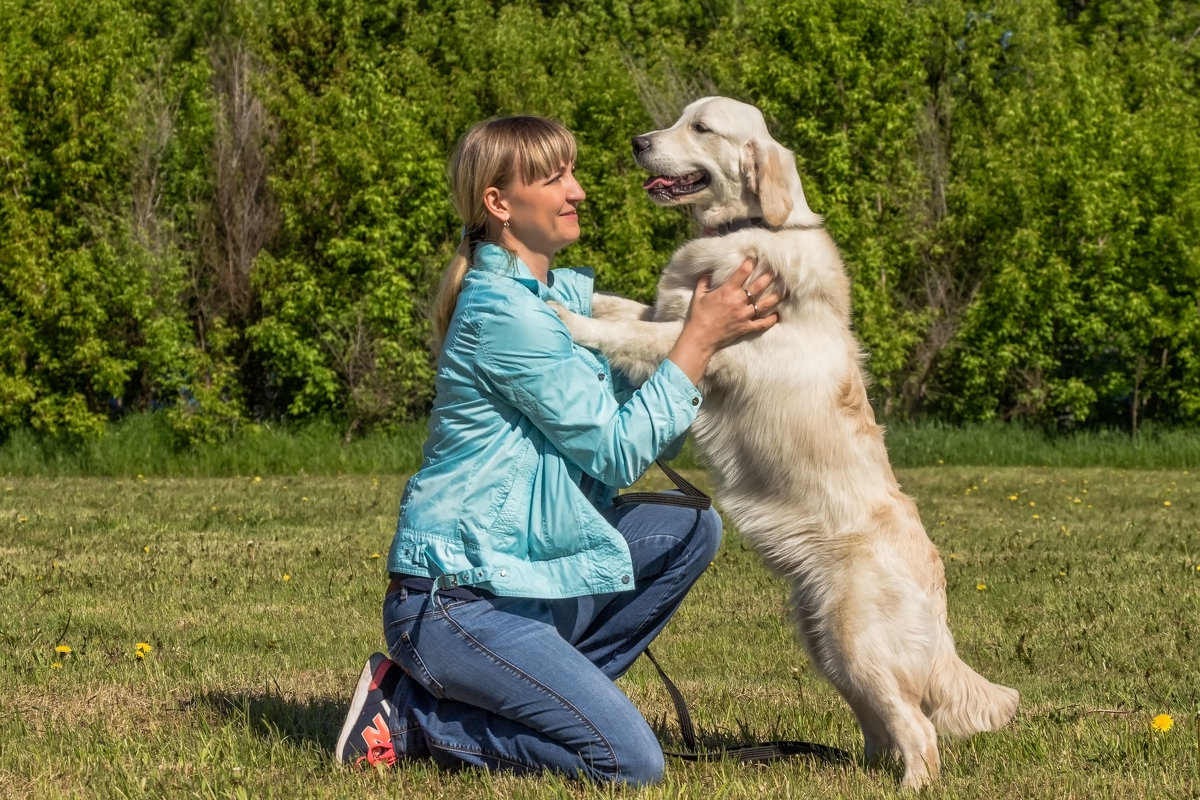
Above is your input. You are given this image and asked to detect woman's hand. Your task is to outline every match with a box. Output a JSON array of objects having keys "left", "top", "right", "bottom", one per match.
[{"left": 667, "top": 257, "right": 780, "bottom": 385}]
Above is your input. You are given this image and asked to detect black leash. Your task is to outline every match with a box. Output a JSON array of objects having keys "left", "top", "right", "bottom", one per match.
[
  {"left": 615, "top": 461, "right": 853, "bottom": 765},
  {"left": 611, "top": 459, "right": 712, "bottom": 510}
]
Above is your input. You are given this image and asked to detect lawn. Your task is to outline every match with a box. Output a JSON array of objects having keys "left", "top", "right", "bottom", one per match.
[{"left": 1, "top": 463, "right": 1197, "bottom": 798}]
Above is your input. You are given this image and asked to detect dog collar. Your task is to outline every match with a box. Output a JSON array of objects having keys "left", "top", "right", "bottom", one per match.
[{"left": 702, "top": 217, "right": 771, "bottom": 237}]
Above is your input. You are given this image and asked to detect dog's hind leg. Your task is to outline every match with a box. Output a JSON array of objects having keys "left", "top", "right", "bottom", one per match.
[{"left": 844, "top": 694, "right": 894, "bottom": 766}]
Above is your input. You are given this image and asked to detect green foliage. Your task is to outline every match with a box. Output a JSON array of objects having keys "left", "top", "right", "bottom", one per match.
[{"left": 1, "top": 0, "right": 1199, "bottom": 442}]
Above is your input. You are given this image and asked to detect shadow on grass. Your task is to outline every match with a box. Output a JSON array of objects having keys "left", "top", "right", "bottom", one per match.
[{"left": 192, "top": 689, "right": 344, "bottom": 752}]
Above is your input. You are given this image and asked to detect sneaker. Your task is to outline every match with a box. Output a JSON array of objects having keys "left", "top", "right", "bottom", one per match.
[{"left": 335, "top": 653, "right": 402, "bottom": 767}]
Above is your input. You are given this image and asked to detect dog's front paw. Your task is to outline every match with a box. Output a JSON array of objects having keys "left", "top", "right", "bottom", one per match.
[{"left": 546, "top": 300, "right": 594, "bottom": 344}]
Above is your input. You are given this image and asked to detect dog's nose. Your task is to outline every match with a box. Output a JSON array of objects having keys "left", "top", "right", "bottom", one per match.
[{"left": 631, "top": 135, "right": 651, "bottom": 155}]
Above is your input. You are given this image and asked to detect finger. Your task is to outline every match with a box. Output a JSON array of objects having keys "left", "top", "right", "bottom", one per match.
[
  {"left": 746, "top": 269, "right": 776, "bottom": 297},
  {"left": 752, "top": 288, "right": 781, "bottom": 314},
  {"left": 695, "top": 272, "right": 714, "bottom": 294},
  {"left": 729, "top": 257, "right": 757, "bottom": 286}
]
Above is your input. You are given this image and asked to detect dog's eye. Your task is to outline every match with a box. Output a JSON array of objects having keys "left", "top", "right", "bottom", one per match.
[{"left": 692, "top": 121, "right": 710, "bottom": 134}]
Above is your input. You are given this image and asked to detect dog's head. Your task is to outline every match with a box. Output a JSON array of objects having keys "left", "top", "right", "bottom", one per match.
[{"left": 632, "top": 97, "right": 822, "bottom": 231}]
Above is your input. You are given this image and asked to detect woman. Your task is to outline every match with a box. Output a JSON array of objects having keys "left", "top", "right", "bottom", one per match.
[{"left": 334, "top": 115, "right": 778, "bottom": 784}]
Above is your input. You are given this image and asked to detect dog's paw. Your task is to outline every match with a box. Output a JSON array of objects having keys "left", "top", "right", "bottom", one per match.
[{"left": 590, "top": 292, "right": 653, "bottom": 321}]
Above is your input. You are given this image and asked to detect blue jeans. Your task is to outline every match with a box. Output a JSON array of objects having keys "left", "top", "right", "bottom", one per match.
[{"left": 380, "top": 499, "right": 722, "bottom": 785}]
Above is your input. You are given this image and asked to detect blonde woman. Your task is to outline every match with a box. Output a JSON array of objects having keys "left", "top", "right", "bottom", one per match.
[{"left": 335, "top": 115, "right": 778, "bottom": 784}]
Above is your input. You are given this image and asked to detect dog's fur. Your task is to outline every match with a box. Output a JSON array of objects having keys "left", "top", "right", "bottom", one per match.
[{"left": 555, "top": 97, "right": 1018, "bottom": 788}]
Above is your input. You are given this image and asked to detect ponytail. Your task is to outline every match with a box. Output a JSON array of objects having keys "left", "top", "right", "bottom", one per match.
[{"left": 430, "top": 235, "right": 474, "bottom": 353}]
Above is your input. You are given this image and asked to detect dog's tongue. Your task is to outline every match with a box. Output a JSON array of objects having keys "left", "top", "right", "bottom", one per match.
[{"left": 643, "top": 176, "right": 675, "bottom": 190}]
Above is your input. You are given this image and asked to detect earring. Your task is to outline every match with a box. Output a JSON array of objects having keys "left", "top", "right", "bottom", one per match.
[{"left": 503, "top": 220, "right": 510, "bottom": 228}]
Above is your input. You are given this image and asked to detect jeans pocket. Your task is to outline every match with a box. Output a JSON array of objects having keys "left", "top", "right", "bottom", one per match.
[{"left": 391, "top": 629, "right": 447, "bottom": 699}]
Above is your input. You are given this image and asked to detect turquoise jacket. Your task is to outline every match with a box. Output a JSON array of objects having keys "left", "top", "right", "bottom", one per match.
[{"left": 387, "top": 244, "right": 703, "bottom": 598}]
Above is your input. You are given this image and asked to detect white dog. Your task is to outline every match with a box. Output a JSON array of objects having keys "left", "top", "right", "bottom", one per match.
[{"left": 555, "top": 97, "right": 1018, "bottom": 788}]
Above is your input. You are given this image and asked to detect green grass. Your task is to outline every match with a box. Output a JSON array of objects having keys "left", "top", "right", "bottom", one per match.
[
  {"left": 2, "top": 460, "right": 1198, "bottom": 799},
  {"left": 2, "top": 413, "right": 1200, "bottom": 477}
]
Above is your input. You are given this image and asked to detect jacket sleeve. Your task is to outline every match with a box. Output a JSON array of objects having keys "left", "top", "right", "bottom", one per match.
[{"left": 474, "top": 298, "right": 702, "bottom": 488}]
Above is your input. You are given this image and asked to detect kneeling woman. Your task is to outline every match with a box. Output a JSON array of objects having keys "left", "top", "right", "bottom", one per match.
[{"left": 336, "top": 115, "right": 778, "bottom": 784}]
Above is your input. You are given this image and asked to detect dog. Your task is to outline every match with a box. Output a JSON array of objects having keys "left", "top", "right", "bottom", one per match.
[{"left": 554, "top": 97, "right": 1018, "bottom": 788}]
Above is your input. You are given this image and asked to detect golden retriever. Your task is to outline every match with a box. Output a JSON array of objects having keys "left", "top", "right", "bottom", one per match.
[{"left": 554, "top": 96, "right": 1018, "bottom": 788}]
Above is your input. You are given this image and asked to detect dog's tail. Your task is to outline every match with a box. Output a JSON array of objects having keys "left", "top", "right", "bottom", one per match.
[{"left": 924, "top": 641, "right": 1019, "bottom": 738}]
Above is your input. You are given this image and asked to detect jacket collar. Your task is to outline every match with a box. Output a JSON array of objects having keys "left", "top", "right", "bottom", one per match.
[{"left": 473, "top": 243, "right": 552, "bottom": 297}]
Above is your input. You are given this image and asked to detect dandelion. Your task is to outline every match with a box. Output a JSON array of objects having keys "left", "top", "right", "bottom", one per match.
[
  {"left": 55, "top": 644, "right": 72, "bottom": 655},
  {"left": 254, "top": 476, "right": 262, "bottom": 483},
  {"left": 143, "top": 546, "right": 150, "bottom": 553},
  {"left": 1032, "top": 514, "right": 1040, "bottom": 520},
  {"left": 1152, "top": 714, "right": 1174, "bottom": 733},
  {"left": 1163, "top": 501, "right": 1172, "bottom": 507},
  {"left": 1008, "top": 494, "right": 1019, "bottom": 501},
  {"left": 976, "top": 583, "right": 987, "bottom": 591},
  {"left": 50, "top": 662, "right": 62, "bottom": 669},
  {"left": 282, "top": 574, "right": 291, "bottom": 582},
  {"left": 135, "top": 642, "right": 153, "bottom": 660},
  {"left": 370, "top": 553, "right": 381, "bottom": 559}
]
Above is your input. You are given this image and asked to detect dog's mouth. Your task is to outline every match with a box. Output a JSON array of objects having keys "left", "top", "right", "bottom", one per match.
[{"left": 642, "top": 171, "right": 710, "bottom": 200}]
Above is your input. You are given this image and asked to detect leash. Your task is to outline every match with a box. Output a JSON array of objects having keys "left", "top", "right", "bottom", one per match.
[{"left": 615, "top": 461, "right": 852, "bottom": 765}]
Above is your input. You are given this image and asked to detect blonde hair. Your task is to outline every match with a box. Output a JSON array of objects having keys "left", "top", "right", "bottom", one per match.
[{"left": 430, "top": 115, "right": 578, "bottom": 351}]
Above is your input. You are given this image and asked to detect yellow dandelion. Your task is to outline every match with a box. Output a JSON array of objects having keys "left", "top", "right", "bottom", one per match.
[
  {"left": 50, "top": 662, "right": 62, "bottom": 669},
  {"left": 136, "top": 650, "right": 146, "bottom": 660},
  {"left": 17, "top": 515, "right": 27, "bottom": 523},
  {"left": 370, "top": 553, "right": 381, "bottom": 559},
  {"left": 976, "top": 583, "right": 987, "bottom": 591},
  {"left": 136, "top": 642, "right": 153, "bottom": 655},
  {"left": 254, "top": 476, "right": 262, "bottom": 483},
  {"left": 143, "top": 546, "right": 150, "bottom": 553},
  {"left": 55, "top": 644, "right": 72, "bottom": 654},
  {"left": 1032, "top": 514, "right": 1040, "bottom": 520},
  {"left": 1007, "top": 494, "right": 1019, "bottom": 501},
  {"left": 1028, "top": 501, "right": 1036, "bottom": 507},
  {"left": 282, "top": 574, "right": 291, "bottom": 582},
  {"left": 1073, "top": 497, "right": 1082, "bottom": 503},
  {"left": 1152, "top": 714, "right": 1174, "bottom": 733},
  {"left": 1163, "top": 501, "right": 1172, "bottom": 507}
]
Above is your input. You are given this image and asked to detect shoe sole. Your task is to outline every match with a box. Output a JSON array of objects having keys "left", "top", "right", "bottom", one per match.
[{"left": 334, "top": 656, "right": 382, "bottom": 762}]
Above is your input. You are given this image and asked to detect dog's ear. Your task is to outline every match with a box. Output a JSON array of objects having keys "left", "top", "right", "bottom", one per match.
[{"left": 740, "top": 139, "right": 795, "bottom": 227}]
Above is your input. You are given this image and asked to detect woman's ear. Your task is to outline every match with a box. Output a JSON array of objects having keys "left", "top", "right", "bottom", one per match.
[{"left": 482, "top": 187, "right": 508, "bottom": 225}]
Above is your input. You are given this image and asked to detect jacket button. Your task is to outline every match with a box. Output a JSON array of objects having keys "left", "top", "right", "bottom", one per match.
[
  {"left": 597, "top": 373, "right": 605, "bottom": 381},
  {"left": 621, "top": 575, "right": 631, "bottom": 584},
  {"left": 691, "top": 397, "right": 700, "bottom": 406}
]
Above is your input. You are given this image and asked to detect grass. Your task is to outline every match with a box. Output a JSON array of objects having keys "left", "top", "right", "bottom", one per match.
[
  {"left": 3, "top": 413, "right": 1200, "bottom": 476},
  {"left": 2, "top": 451, "right": 1198, "bottom": 799}
]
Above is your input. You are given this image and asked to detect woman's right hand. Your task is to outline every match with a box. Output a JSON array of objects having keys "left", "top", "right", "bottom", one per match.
[{"left": 667, "top": 257, "right": 779, "bottom": 385}]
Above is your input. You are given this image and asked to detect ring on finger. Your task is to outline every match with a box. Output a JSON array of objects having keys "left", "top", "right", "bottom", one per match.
[
  {"left": 753, "top": 303, "right": 760, "bottom": 316},
  {"left": 743, "top": 288, "right": 754, "bottom": 303}
]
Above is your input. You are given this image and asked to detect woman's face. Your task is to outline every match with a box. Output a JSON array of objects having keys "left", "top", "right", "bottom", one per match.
[{"left": 497, "top": 162, "right": 585, "bottom": 261}]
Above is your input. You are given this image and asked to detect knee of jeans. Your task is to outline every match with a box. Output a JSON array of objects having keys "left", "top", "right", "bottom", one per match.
[
  {"left": 696, "top": 506, "right": 723, "bottom": 560},
  {"left": 610, "top": 738, "right": 665, "bottom": 785}
]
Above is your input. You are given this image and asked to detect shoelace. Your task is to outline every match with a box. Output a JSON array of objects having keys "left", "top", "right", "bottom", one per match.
[{"left": 355, "top": 743, "right": 397, "bottom": 768}]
